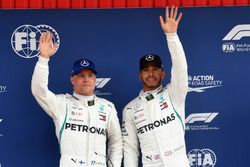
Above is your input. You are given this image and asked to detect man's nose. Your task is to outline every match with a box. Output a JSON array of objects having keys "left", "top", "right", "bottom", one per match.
[
  {"left": 82, "top": 77, "right": 89, "bottom": 82},
  {"left": 149, "top": 71, "right": 154, "bottom": 76}
]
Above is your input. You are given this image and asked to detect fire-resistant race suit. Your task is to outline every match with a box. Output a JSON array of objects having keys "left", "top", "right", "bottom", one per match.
[
  {"left": 31, "top": 57, "right": 123, "bottom": 167},
  {"left": 122, "top": 33, "right": 190, "bottom": 167}
]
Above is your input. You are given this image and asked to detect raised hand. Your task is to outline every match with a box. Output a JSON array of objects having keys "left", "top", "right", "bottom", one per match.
[
  {"left": 39, "top": 32, "right": 59, "bottom": 58},
  {"left": 159, "top": 6, "right": 182, "bottom": 33}
]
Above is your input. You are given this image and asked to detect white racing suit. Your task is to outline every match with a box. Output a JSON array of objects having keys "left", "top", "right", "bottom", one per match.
[
  {"left": 31, "top": 57, "right": 123, "bottom": 167},
  {"left": 122, "top": 33, "right": 190, "bottom": 167}
]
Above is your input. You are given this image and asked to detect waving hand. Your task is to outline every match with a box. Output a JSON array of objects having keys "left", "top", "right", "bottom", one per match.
[
  {"left": 160, "top": 6, "right": 182, "bottom": 33},
  {"left": 39, "top": 32, "right": 59, "bottom": 58}
]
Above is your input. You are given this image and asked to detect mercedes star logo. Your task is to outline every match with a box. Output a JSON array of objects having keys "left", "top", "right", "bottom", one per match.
[
  {"left": 80, "top": 60, "right": 89, "bottom": 66},
  {"left": 145, "top": 55, "right": 154, "bottom": 61}
]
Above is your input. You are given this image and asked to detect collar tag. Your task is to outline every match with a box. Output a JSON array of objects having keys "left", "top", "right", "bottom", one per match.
[
  {"left": 146, "top": 94, "right": 154, "bottom": 101},
  {"left": 88, "top": 100, "right": 95, "bottom": 106}
]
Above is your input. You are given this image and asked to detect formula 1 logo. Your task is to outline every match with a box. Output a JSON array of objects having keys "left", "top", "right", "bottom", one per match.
[
  {"left": 185, "top": 113, "right": 218, "bottom": 124},
  {"left": 11, "top": 24, "right": 60, "bottom": 58},
  {"left": 185, "top": 113, "right": 219, "bottom": 131},
  {"left": 222, "top": 24, "right": 250, "bottom": 53},
  {"left": 96, "top": 78, "right": 111, "bottom": 88},
  {"left": 95, "top": 78, "right": 112, "bottom": 96},
  {"left": 188, "top": 149, "right": 217, "bottom": 167},
  {"left": 223, "top": 24, "right": 250, "bottom": 41}
]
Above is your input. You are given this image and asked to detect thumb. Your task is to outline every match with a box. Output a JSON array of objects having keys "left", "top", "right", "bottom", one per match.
[
  {"left": 52, "top": 43, "right": 59, "bottom": 53},
  {"left": 54, "top": 42, "right": 59, "bottom": 49}
]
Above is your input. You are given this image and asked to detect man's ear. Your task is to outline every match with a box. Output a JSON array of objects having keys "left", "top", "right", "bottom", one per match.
[
  {"left": 161, "top": 71, "right": 166, "bottom": 80},
  {"left": 70, "top": 76, "right": 74, "bottom": 85},
  {"left": 139, "top": 72, "right": 143, "bottom": 81}
]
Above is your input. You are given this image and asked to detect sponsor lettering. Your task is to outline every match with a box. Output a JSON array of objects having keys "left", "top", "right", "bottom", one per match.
[
  {"left": 91, "top": 160, "right": 105, "bottom": 166},
  {"left": 65, "top": 123, "right": 106, "bottom": 136},
  {"left": 0, "top": 86, "right": 7, "bottom": 93},
  {"left": 137, "top": 113, "right": 175, "bottom": 134},
  {"left": 188, "top": 75, "right": 223, "bottom": 93}
]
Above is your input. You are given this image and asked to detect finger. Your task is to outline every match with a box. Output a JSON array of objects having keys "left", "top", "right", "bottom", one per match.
[
  {"left": 176, "top": 12, "right": 182, "bottom": 23},
  {"left": 44, "top": 31, "right": 48, "bottom": 42},
  {"left": 52, "top": 43, "right": 59, "bottom": 53},
  {"left": 49, "top": 32, "right": 53, "bottom": 40},
  {"left": 170, "top": 5, "right": 174, "bottom": 18},
  {"left": 159, "top": 16, "right": 165, "bottom": 27},
  {"left": 173, "top": 7, "right": 178, "bottom": 20},
  {"left": 49, "top": 32, "right": 53, "bottom": 44},
  {"left": 43, "top": 32, "right": 47, "bottom": 43},
  {"left": 39, "top": 33, "right": 44, "bottom": 44},
  {"left": 165, "top": 6, "right": 169, "bottom": 19},
  {"left": 45, "top": 31, "right": 50, "bottom": 42}
]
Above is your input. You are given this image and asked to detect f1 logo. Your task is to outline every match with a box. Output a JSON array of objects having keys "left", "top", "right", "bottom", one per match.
[
  {"left": 96, "top": 78, "right": 111, "bottom": 88},
  {"left": 185, "top": 113, "right": 218, "bottom": 124},
  {"left": 223, "top": 24, "right": 250, "bottom": 41}
]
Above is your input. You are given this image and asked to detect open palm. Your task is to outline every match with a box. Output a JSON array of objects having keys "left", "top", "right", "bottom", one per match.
[
  {"left": 160, "top": 6, "right": 182, "bottom": 33},
  {"left": 39, "top": 32, "right": 59, "bottom": 58}
]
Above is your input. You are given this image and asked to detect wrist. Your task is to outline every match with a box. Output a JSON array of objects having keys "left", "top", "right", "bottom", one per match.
[
  {"left": 38, "top": 56, "right": 50, "bottom": 64},
  {"left": 40, "top": 54, "right": 50, "bottom": 59},
  {"left": 165, "top": 32, "right": 178, "bottom": 40}
]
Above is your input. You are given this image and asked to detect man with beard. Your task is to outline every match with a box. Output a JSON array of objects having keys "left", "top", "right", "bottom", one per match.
[{"left": 122, "top": 6, "right": 190, "bottom": 167}]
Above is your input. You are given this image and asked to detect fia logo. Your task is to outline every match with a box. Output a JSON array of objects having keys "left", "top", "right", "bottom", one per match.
[
  {"left": 11, "top": 24, "right": 60, "bottom": 58},
  {"left": 188, "top": 149, "right": 216, "bottom": 167},
  {"left": 222, "top": 42, "right": 236, "bottom": 53}
]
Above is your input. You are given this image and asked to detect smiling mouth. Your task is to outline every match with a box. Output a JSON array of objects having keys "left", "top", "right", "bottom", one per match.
[{"left": 146, "top": 77, "right": 157, "bottom": 81}]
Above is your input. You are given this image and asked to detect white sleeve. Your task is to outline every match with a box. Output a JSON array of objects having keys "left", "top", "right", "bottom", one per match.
[
  {"left": 31, "top": 56, "right": 62, "bottom": 120},
  {"left": 166, "top": 33, "right": 188, "bottom": 107},
  {"left": 122, "top": 106, "right": 139, "bottom": 167},
  {"left": 107, "top": 105, "right": 123, "bottom": 167}
]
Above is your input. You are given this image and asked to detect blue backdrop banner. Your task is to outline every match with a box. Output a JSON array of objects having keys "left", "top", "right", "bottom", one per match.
[{"left": 0, "top": 6, "right": 250, "bottom": 167}]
